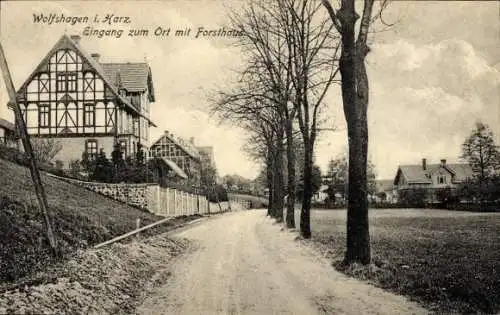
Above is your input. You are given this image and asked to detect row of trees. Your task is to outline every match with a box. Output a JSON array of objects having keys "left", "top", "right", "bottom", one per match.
[{"left": 213, "top": 0, "right": 383, "bottom": 264}]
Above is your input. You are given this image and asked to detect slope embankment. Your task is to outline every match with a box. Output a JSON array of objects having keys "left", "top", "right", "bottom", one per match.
[{"left": 0, "top": 155, "right": 197, "bottom": 287}]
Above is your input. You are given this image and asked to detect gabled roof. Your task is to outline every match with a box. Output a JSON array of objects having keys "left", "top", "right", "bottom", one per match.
[
  {"left": 13, "top": 34, "right": 156, "bottom": 127},
  {"left": 394, "top": 162, "right": 473, "bottom": 185},
  {"left": 161, "top": 158, "right": 188, "bottom": 179},
  {"left": 0, "top": 118, "right": 15, "bottom": 132},
  {"left": 376, "top": 179, "right": 395, "bottom": 192},
  {"left": 446, "top": 163, "right": 474, "bottom": 181},
  {"left": 101, "top": 63, "right": 155, "bottom": 101},
  {"left": 396, "top": 165, "right": 432, "bottom": 185},
  {"left": 150, "top": 132, "right": 201, "bottom": 161}
]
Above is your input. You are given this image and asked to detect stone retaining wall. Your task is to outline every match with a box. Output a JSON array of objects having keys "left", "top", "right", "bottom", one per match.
[{"left": 45, "top": 174, "right": 223, "bottom": 216}]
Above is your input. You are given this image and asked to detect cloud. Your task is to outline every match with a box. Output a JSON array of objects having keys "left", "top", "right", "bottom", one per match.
[
  {"left": 369, "top": 39, "right": 499, "bottom": 105},
  {"left": 1, "top": 2, "right": 498, "bottom": 181},
  {"left": 363, "top": 39, "right": 500, "bottom": 179}
]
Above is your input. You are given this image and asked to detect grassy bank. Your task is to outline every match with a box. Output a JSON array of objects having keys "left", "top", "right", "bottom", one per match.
[
  {"left": 0, "top": 157, "right": 200, "bottom": 287},
  {"left": 297, "top": 209, "right": 500, "bottom": 314}
]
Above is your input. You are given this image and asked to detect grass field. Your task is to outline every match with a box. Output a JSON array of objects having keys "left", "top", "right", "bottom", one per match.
[{"left": 296, "top": 208, "right": 500, "bottom": 314}]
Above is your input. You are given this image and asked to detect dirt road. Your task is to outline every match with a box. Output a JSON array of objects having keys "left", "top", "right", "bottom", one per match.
[{"left": 138, "top": 210, "right": 427, "bottom": 315}]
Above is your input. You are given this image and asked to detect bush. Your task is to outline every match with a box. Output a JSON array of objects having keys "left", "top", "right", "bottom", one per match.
[
  {"left": 0, "top": 144, "right": 64, "bottom": 177},
  {"left": 398, "top": 188, "right": 427, "bottom": 207},
  {"left": 206, "top": 184, "right": 228, "bottom": 203}
]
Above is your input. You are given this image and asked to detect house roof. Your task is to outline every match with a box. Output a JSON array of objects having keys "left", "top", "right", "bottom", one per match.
[
  {"left": 376, "top": 179, "right": 395, "bottom": 192},
  {"left": 160, "top": 158, "right": 188, "bottom": 179},
  {"left": 101, "top": 63, "right": 155, "bottom": 101},
  {"left": 151, "top": 132, "right": 201, "bottom": 161},
  {"left": 394, "top": 163, "right": 473, "bottom": 185},
  {"left": 13, "top": 34, "right": 156, "bottom": 127},
  {"left": 0, "top": 118, "right": 15, "bottom": 132}
]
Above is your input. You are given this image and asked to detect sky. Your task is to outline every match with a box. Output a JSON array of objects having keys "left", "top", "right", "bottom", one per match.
[{"left": 0, "top": 0, "right": 498, "bottom": 180}]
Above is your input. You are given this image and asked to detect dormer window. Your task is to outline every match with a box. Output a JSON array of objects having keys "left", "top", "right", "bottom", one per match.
[
  {"left": 437, "top": 174, "right": 446, "bottom": 184},
  {"left": 57, "top": 72, "right": 77, "bottom": 92}
]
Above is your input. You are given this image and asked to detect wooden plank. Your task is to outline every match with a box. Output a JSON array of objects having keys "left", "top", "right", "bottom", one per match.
[
  {"left": 0, "top": 41, "right": 57, "bottom": 253},
  {"left": 94, "top": 217, "right": 173, "bottom": 249},
  {"left": 93, "top": 217, "right": 205, "bottom": 249}
]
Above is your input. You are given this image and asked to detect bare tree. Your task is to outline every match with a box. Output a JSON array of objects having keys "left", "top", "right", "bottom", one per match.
[
  {"left": 31, "top": 138, "right": 63, "bottom": 164},
  {"left": 284, "top": 0, "right": 341, "bottom": 238},
  {"left": 321, "top": 0, "right": 390, "bottom": 264},
  {"left": 217, "top": 0, "right": 340, "bottom": 234},
  {"left": 212, "top": 76, "right": 286, "bottom": 219}
]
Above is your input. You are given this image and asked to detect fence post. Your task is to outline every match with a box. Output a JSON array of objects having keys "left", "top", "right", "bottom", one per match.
[
  {"left": 135, "top": 218, "right": 141, "bottom": 239},
  {"left": 173, "top": 189, "right": 177, "bottom": 216},
  {"left": 164, "top": 188, "right": 170, "bottom": 215},
  {"left": 182, "top": 191, "right": 186, "bottom": 215},
  {"left": 197, "top": 194, "right": 200, "bottom": 214},
  {"left": 183, "top": 191, "right": 187, "bottom": 215}
]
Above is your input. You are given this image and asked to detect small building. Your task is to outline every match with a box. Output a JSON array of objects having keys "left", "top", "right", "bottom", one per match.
[
  {"left": 0, "top": 118, "right": 18, "bottom": 148},
  {"left": 149, "top": 131, "right": 202, "bottom": 186},
  {"left": 312, "top": 184, "right": 329, "bottom": 203},
  {"left": 371, "top": 179, "right": 398, "bottom": 204},
  {"left": 394, "top": 158, "right": 473, "bottom": 203},
  {"left": 8, "top": 34, "right": 156, "bottom": 168}
]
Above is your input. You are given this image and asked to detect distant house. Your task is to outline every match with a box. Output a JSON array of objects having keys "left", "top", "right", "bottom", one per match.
[
  {"left": 0, "top": 118, "right": 18, "bottom": 148},
  {"left": 394, "top": 158, "right": 473, "bottom": 203},
  {"left": 8, "top": 34, "right": 156, "bottom": 167},
  {"left": 312, "top": 184, "right": 329, "bottom": 203},
  {"left": 149, "top": 131, "right": 202, "bottom": 185},
  {"left": 372, "top": 179, "right": 398, "bottom": 204}
]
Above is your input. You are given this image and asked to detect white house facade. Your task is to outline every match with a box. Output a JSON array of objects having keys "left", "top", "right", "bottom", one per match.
[{"left": 10, "top": 34, "right": 156, "bottom": 167}]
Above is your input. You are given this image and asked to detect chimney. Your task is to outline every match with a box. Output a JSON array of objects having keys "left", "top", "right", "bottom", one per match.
[
  {"left": 91, "top": 53, "right": 100, "bottom": 63},
  {"left": 164, "top": 130, "right": 169, "bottom": 136},
  {"left": 70, "top": 35, "right": 81, "bottom": 44},
  {"left": 190, "top": 137, "right": 195, "bottom": 145},
  {"left": 422, "top": 158, "right": 427, "bottom": 170},
  {"left": 441, "top": 159, "right": 446, "bottom": 166}
]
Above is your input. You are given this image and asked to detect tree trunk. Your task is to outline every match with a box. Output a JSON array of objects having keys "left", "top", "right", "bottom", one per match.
[
  {"left": 266, "top": 148, "right": 275, "bottom": 217},
  {"left": 300, "top": 141, "right": 313, "bottom": 238},
  {"left": 338, "top": 0, "right": 371, "bottom": 265},
  {"left": 274, "top": 131, "right": 285, "bottom": 222},
  {"left": 285, "top": 119, "right": 296, "bottom": 228}
]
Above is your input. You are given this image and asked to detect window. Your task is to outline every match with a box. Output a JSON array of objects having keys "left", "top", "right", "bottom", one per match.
[
  {"left": 57, "top": 72, "right": 77, "bottom": 92},
  {"left": 39, "top": 104, "right": 50, "bottom": 127},
  {"left": 67, "top": 73, "right": 77, "bottom": 91},
  {"left": 86, "top": 140, "right": 98, "bottom": 160},
  {"left": 56, "top": 73, "right": 66, "bottom": 91},
  {"left": 437, "top": 174, "right": 446, "bottom": 184},
  {"left": 83, "top": 103, "right": 95, "bottom": 127}
]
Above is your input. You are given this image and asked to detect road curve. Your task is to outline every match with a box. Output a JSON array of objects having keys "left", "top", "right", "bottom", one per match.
[{"left": 138, "top": 210, "right": 427, "bottom": 315}]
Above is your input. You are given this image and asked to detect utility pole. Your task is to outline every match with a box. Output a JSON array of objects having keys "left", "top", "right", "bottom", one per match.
[{"left": 0, "top": 42, "right": 57, "bottom": 254}]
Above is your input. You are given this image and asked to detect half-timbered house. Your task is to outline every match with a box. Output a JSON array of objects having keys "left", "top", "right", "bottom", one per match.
[
  {"left": 10, "top": 34, "right": 156, "bottom": 167},
  {"left": 149, "top": 130, "right": 202, "bottom": 185}
]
